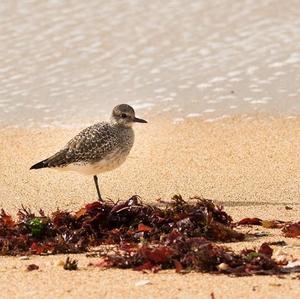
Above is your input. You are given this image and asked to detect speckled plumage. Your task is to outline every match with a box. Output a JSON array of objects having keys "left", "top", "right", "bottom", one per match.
[
  {"left": 45, "top": 122, "right": 134, "bottom": 173},
  {"left": 30, "top": 104, "right": 147, "bottom": 200}
]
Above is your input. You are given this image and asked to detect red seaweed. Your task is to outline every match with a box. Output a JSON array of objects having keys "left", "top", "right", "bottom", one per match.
[
  {"left": 0, "top": 195, "right": 299, "bottom": 276},
  {"left": 26, "top": 264, "right": 39, "bottom": 271},
  {"left": 282, "top": 222, "right": 300, "bottom": 238},
  {"left": 238, "top": 218, "right": 262, "bottom": 225}
]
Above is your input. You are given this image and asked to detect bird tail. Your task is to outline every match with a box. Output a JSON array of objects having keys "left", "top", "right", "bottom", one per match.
[{"left": 30, "top": 159, "right": 49, "bottom": 170}]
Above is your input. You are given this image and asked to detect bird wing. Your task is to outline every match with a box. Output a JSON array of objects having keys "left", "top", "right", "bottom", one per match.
[{"left": 46, "top": 122, "right": 119, "bottom": 168}]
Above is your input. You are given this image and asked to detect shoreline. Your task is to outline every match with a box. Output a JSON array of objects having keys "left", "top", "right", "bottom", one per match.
[{"left": 1, "top": 112, "right": 299, "bottom": 131}]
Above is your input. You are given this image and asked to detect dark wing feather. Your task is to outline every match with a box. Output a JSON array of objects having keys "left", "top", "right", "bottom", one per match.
[{"left": 44, "top": 122, "right": 119, "bottom": 168}]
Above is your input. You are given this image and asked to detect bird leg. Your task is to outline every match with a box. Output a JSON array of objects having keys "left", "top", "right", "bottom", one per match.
[{"left": 93, "top": 175, "right": 103, "bottom": 201}]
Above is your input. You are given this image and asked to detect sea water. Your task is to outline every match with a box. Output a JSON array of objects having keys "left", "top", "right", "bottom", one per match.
[{"left": 0, "top": 0, "right": 299, "bottom": 127}]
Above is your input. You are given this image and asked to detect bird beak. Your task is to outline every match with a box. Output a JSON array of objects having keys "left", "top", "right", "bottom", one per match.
[{"left": 133, "top": 117, "right": 147, "bottom": 123}]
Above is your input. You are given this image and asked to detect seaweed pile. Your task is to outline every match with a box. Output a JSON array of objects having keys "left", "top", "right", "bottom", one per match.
[
  {"left": 90, "top": 238, "right": 297, "bottom": 276},
  {"left": 0, "top": 195, "right": 299, "bottom": 275}
]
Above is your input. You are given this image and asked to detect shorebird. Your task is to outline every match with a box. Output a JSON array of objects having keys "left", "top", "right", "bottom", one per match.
[{"left": 30, "top": 104, "right": 147, "bottom": 201}]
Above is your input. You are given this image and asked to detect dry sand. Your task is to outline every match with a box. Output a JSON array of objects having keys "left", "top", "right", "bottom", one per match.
[{"left": 0, "top": 117, "right": 300, "bottom": 299}]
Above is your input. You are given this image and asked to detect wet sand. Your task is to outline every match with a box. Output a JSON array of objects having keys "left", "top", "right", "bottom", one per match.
[{"left": 0, "top": 117, "right": 299, "bottom": 298}]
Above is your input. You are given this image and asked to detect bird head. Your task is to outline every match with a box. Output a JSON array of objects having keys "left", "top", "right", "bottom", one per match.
[{"left": 111, "top": 104, "right": 147, "bottom": 127}]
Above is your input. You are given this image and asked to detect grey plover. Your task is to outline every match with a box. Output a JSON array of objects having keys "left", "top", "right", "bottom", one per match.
[{"left": 30, "top": 104, "right": 147, "bottom": 201}]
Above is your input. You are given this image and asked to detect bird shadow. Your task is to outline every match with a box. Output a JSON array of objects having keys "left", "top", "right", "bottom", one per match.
[{"left": 216, "top": 201, "right": 299, "bottom": 207}]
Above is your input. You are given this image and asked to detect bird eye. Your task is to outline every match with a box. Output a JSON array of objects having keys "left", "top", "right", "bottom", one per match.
[{"left": 121, "top": 113, "right": 127, "bottom": 118}]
